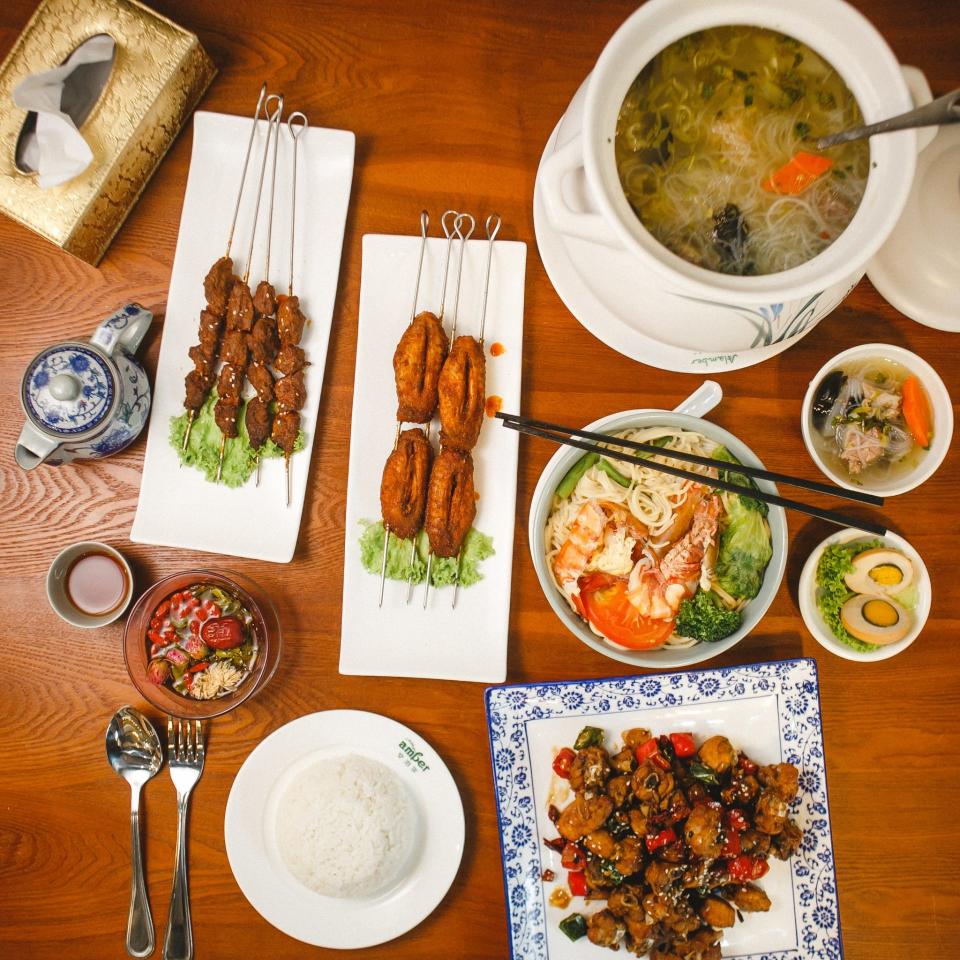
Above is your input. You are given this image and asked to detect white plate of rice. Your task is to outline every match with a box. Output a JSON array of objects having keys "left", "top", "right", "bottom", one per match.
[{"left": 225, "top": 710, "right": 465, "bottom": 948}]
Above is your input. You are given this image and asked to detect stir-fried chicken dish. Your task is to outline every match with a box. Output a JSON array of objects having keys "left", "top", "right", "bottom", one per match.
[{"left": 546, "top": 726, "right": 802, "bottom": 958}]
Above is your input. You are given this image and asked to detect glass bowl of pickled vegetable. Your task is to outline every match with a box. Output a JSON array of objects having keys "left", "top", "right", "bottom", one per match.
[{"left": 123, "top": 570, "right": 281, "bottom": 719}]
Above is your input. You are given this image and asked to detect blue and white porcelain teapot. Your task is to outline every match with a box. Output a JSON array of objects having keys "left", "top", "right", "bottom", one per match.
[{"left": 16, "top": 304, "right": 152, "bottom": 470}]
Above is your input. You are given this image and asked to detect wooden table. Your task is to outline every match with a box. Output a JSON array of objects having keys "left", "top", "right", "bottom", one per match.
[{"left": 1, "top": 1, "right": 957, "bottom": 957}]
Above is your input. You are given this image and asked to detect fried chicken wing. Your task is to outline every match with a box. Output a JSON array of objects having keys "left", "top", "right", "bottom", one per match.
[
  {"left": 394, "top": 311, "right": 449, "bottom": 423},
  {"left": 245, "top": 396, "right": 271, "bottom": 451},
  {"left": 423, "top": 448, "right": 475, "bottom": 558},
  {"left": 379, "top": 427, "right": 433, "bottom": 540},
  {"left": 203, "top": 256, "right": 234, "bottom": 314},
  {"left": 438, "top": 335, "right": 486, "bottom": 451}
]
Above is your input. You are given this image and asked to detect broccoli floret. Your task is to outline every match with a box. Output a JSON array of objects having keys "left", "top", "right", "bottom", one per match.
[{"left": 675, "top": 591, "right": 742, "bottom": 643}]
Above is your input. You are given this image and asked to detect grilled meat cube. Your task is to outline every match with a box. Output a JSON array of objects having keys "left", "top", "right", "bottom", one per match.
[
  {"left": 684, "top": 803, "right": 722, "bottom": 859},
  {"left": 423, "top": 448, "right": 475, "bottom": 558},
  {"left": 438, "top": 335, "right": 486, "bottom": 452},
  {"left": 394, "top": 311, "right": 449, "bottom": 423},
  {"left": 253, "top": 279, "right": 276, "bottom": 317},
  {"left": 217, "top": 363, "right": 244, "bottom": 403},
  {"left": 197, "top": 309, "right": 223, "bottom": 354},
  {"left": 203, "top": 256, "right": 234, "bottom": 314},
  {"left": 379, "top": 427, "right": 433, "bottom": 541},
  {"left": 277, "top": 294, "right": 306, "bottom": 344},
  {"left": 247, "top": 362, "right": 274, "bottom": 403},
  {"left": 245, "top": 396, "right": 271, "bottom": 451},
  {"left": 226, "top": 280, "right": 255, "bottom": 332},
  {"left": 214, "top": 397, "right": 239, "bottom": 438},
  {"left": 184, "top": 370, "right": 211, "bottom": 411},
  {"left": 188, "top": 344, "right": 215, "bottom": 379},
  {"left": 274, "top": 343, "right": 307, "bottom": 375},
  {"left": 271, "top": 410, "right": 300, "bottom": 457},
  {"left": 249, "top": 316, "right": 280, "bottom": 365},
  {"left": 219, "top": 329, "right": 248, "bottom": 367},
  {"left": 275, "top": 370, "right": 306, "bottom": 411}
]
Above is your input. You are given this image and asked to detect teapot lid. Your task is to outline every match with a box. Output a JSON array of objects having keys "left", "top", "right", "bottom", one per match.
[{"left": 21, "top": 341, "right": 117, "bottom": 438}]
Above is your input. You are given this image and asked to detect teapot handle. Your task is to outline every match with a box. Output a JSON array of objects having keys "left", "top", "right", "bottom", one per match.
[{"left": 90, "top": 303, "right": 153, "bottom": 357}]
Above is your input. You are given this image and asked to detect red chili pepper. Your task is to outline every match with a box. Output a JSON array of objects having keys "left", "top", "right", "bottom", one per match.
[
  {"left": 149, "top": 617, "right": 162, "bottom": 631},
  {"left": 561, "top": 842, "right": 587, "bottom": 871},
  {"left": 201, "top": 616, "right": 244, "bottom": 650},
  {"left": 721, "top": 831, "right": 741, "bottom": 857},
  {"left": 567, "top": 870, "right": 587, "bottom": 897},
  {"left": 726, "top": 855, "right": 770, "bottom": 882},
  {"left": 645, "top": 828, "right": 677, "bottom": 853},
  {"left": 635, "top": 738, "right": 660, "bottom": 763},
  {"left": 187, "top": 661, "right": 210, "bottom": 674},
  {"left": 154, "top": 600, "right": 171, "bottom": 618},
  {"left": 148, "top": 630, "right": 162, "bottom": 645},
  {"left": 725, "top": 809, "right": 749, "bottom": 833},
  {"left": 543, "top": 836, "right": 565, "bottom": 853},
  {"left": 553, "top": 748, "right": 576, "bottom": 780},
  {"left": 669, "top": 732, "right": 696, "bottom": 758}
]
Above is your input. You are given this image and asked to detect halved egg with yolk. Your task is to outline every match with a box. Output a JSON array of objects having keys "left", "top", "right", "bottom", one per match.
[
  {"left": 843, "top": 548, "right": 914, "bottom": 596},
  {"left": 840, "top": 594, "right": 911, "bottom": 645}
]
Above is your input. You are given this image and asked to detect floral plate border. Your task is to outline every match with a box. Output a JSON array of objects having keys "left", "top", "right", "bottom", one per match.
[{"left": 485, "top": 658, "right": 842, "bottom": 960}]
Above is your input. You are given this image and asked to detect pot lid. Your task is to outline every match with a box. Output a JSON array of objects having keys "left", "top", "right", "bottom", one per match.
[
  {"left": 21, "top": 342, "right": 117, "bottom": 437},
  {"left": 866, "top": 122, "right": 960, "bottom": 332}
]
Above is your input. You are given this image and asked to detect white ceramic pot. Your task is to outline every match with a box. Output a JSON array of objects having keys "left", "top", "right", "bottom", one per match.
[{"left": 539, "top": 0, "right": 929, "bottom": 356}]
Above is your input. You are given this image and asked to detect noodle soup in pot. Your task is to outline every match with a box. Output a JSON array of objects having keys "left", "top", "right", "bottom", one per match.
[{"left": 615, "top": 26, "right": 869, "bottom": 276}]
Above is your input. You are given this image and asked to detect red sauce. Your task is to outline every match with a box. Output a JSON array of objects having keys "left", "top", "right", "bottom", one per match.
[
  {"left": 485, "top": 395, "right": 503, "bottom": 418},
  {"left": 490, "top": 342, "right": 506, "bottom": 357}
]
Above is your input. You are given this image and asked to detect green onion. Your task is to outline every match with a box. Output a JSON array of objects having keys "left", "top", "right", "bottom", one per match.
[
  {"left": 555, "top": 453, "right": 599, "bottom": 499},
  {"left": 559, "top": 914, "right": 587, "bottom": 941},
  {"left": 599, "top": 859, "right": 624, "bottom": 886},
  {"left": 689, "top": 761, "right": 720, "bottom": 786},
  {"left": 597, "top": 459, "right": 630, "bottom": 487}
]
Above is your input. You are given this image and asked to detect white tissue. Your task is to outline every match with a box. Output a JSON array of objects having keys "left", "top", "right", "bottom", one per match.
[{"left": 12, "top": 34, "right": 115, "bottom": 188}]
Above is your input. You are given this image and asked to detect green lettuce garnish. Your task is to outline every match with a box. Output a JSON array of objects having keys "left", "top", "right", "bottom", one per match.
[{"left": 816, "top": 540, "right": 885, "bottom": 652}]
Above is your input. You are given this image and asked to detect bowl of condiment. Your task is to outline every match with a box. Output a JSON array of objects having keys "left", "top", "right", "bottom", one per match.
[
  {"left": 801, "top": 343, "right": 953, "bottom": 496},
  {"left": 798, "top": 527, "right": 931, "bottom": 661},
  {"left": 47, "top": 541, "right": 133, "bottom": 627},
  {"left": 123, "top": 570, "right": 281, "bottom": 719}
]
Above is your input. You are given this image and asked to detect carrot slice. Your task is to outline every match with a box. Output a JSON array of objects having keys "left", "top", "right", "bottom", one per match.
[
  {"left": 762, "top": 151, "right": 834, "bottom": 194},
  {"left": 902, "top": 376, "right": 933, "bottom": 448}
]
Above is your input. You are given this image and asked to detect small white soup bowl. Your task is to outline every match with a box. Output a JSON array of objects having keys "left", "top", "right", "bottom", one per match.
[{"left": 801, "top": 343, "right": 953, "bottom": 497}]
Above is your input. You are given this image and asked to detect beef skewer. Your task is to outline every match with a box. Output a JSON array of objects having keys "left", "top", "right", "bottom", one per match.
[
  {"left": 411, "top": 211, "right": 475, "bottom": 606},
  {"left": 182, "top": 83, "right": 267, "bottom": 452},
  {"left": 214, "top": 94, "right": 285, "bottom": 482},
  {"left": 270, "top": 111, "right": 310, "bottom": 507},
  {"left": 244, "top": 96, "right": 285, "bottom": 485},
  {"left": 426, "top": 214, "right": 501, "bottom": 609},
  {"left": 376, "top": 210, "right": 431, "bottom": 606}
]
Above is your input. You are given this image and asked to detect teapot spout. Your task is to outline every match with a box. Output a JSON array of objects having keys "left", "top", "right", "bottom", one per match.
[{"left": 15, "top": 425, "right": 59, "bottom": 470}]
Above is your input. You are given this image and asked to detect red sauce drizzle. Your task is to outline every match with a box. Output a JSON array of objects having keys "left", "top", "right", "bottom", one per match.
[{"left": 490, "top": 342, "right": 506, "bottom": 357}]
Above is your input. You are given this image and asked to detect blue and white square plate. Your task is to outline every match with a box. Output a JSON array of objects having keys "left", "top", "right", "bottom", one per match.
[{"left": 485, "top": 658, "right": 842, "bottom": 960}]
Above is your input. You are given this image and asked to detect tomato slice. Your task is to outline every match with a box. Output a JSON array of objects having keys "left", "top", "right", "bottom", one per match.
[{"left": 578, "top": 573, "right": 675, "bottom": 650}]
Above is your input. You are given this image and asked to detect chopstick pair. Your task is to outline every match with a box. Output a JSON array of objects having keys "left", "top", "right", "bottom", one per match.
[{"left": 496, "top": 411, "right": 889, "bottom": 537}]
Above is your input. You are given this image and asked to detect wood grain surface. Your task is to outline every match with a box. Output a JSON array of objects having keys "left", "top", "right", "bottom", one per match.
[{"left": 1, "top": 1, "right": 957, "bottom": 958}]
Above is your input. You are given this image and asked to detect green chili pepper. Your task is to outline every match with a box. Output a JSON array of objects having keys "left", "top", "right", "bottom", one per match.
[
  {"left": 559, "top": 913, "right": 587, "bottom": 941},
  {"left": 573, "top": 726, "right": 604, "bottom": 750},
  {"left": 599, "top": 859, "right": 625, "bottom": 886},
  {"left": 596, "top": 458, "right": 630, "bottom": 487},
  {"left": 689, "top": 761, "right": 720, "bottom": 786},
  {"left": 605, "top": 813, "right": 631, "bottom": 841},
  {"left": 556, "top": 453, "right": 599, "bottom": 499}
]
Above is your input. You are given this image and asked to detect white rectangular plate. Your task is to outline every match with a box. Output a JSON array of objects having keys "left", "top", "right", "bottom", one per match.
[
  {"left": 339, "top": 231, "right": 527, "bottom": 682},
  {"left": 131, "top": 111, "right": 355, "bottom": 562},
  {"left": 486, "top": 658, "right": 843, "bottom": 959}
]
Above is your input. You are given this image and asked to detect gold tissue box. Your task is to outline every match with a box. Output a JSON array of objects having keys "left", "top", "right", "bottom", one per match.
[{"left": 0, "top": 0, "right": 216, "bottom": 265}]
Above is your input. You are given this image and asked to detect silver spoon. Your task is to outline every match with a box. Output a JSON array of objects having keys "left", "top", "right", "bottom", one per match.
[
  {"left": 817, "top": 88, "right": 960, "bottom": 149},
  {"left": 107, "top": 707, "right": 163, "bottom": 958}
]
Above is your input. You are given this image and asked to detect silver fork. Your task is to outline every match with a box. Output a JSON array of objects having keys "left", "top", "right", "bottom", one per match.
[{"left": 163, "top": 718, "right": 205, "bottom": 960}]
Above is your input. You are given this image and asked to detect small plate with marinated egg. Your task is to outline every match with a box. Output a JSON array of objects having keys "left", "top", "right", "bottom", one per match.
[{"left": 798, "top": 527, "right": 931, "bottom": 661}]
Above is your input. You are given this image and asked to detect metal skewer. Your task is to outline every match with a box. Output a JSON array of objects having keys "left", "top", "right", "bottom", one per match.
[
  {"left": 450, "top": 213, "right": 500, "bottom": 610},
  {"left": 216, "top": 94, "right": 284, "bottom": 483},
  {"left": 378, "top": 210, "right": 431, "bottom": 607},
  {"left": 253, "top": 93, "right": 285, "bottom": 487},
  {"left": 183, "top": 83, "right": 267, "bottom": 453},
  {"left": 422, "top": 212, "right": 475, "bottom": 610}
]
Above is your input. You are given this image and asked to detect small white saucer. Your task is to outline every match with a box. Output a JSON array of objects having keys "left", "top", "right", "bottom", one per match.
[
  {"left": 867, "top": 122, "right": 960, "bottom": 332},
  {"left": 533, "top": 79, "right": 836, "bottom": 373},
  {"left": 224, "top": 710, "right": 464, "bottom": 949}
]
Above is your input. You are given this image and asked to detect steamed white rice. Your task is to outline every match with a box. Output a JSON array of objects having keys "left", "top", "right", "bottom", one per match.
[{"left": 275, "top": 754, "right": 414, "bottom": 898}]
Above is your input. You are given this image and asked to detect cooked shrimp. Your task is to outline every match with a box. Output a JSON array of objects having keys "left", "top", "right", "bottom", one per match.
[
  {"left": 553, "top": 500, "right": 608, "bottom": 594},
  {"left": 626, "top": 496, "right": 721, "bottom": 620}
]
